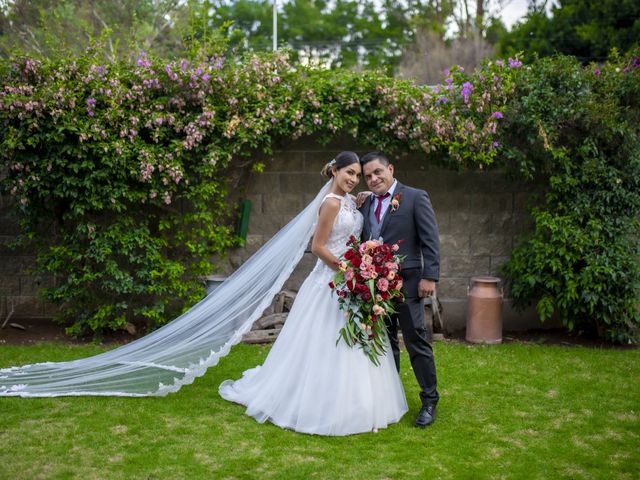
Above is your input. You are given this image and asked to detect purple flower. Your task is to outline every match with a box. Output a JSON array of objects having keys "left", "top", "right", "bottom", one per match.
[
  {"left": 508, "top": 57, "right": 523, "bottom": 68},
  {"left": 87, "top": 97, "right": 96, "bottom": 106},
  {"left": 495, "top": 60, "right": 505, "bottom": 67},
  {"left": 211, "top": 56, "right": 225, "bottom": 70},
  {"left": 491, "top": 111, "right": 504, "bottom": 119},
  {"left": 458, "top": 66, "right": 465, "bottom": 72},
  {"left": 437, "top": 97, "right": 449, "bottom": 104},
  {"left": 135, "top": 52, "right": 152, "bottom": 69},
  {"left": 594, "top": 68, "right": 601, "bottom": 76},
  {"left": 461, "top": 82, "right": 474, "bottom": 104},
  {"left": 443, "top": 69, "right": 450, "bottom": 75},
  {"left": 165, "top": 64, "right": 178, "bottom": 81}
]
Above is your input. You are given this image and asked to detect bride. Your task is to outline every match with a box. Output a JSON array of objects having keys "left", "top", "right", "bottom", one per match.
[
  {"left": 219, "top": 151, "right": 407, "bottom": 435},
  {"left": 0, "top": 151, "right": 406, "bottom": 435}
]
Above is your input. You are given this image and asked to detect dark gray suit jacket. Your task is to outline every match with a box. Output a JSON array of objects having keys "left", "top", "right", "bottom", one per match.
[{"left": 361, "top": 182, "right": 440, "bottom": 282}]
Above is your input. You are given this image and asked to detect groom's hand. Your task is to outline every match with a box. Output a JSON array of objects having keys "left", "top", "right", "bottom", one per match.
[{"left": 418, "top": 279, "right": 436, "bottom": 298}]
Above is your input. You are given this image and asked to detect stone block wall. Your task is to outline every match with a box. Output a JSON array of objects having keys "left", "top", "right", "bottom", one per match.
[
  {"left": 220, "top": 138, "right": 555, "bottom": 333},
  {"left": 0, "top": 137, "right": 557, "bottom": 333},
  {"left": 0, "top": 192, "right": 57, "bottom": 321}
]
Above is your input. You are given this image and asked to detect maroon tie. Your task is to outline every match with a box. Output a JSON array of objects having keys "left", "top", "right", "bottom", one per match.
[{"left": 374, "top": 193, "right": 390, "bottom": 223}]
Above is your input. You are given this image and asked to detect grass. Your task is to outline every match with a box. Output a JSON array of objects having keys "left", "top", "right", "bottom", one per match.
[{"left": 0, "top": 340, "right": 638, "bottom": 480}]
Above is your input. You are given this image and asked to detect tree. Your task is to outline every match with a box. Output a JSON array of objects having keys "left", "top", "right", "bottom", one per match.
[
  {"left": 0, "top": 0, "right": 186, "bottom": 59},
  {"left": 498, "top": 0, "right": 640, "bottom": 61},
  {"left": 397, "top": 1, "right": 509, "bottom": 84}
]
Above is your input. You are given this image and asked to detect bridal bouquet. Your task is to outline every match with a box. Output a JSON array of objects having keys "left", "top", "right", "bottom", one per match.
[{"left": 329, "top": 235, "right": 405, "bottom": 365}]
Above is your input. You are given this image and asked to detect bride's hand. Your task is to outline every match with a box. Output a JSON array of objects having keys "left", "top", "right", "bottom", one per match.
[{"left": 354, "top": 191, "right": 372, "bottom": 208}]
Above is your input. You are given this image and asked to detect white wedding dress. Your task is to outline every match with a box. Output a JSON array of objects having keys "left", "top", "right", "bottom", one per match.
[{"left": 219, "top": 193, "right": 408, "bottom": 436}]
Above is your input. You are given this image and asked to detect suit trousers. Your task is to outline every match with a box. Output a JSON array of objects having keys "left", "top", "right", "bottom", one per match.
[{"left": 386, "top": 267, "right": 439, "bottom": 407}]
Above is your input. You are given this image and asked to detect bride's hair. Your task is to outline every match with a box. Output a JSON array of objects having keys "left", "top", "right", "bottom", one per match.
[{"left": 320, "top": 151, "right": 360, "bottom": 178}]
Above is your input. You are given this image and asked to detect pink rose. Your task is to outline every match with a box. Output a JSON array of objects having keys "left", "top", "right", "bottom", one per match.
[
  {"left": 385, "top": 262, "right": 399, "bottom": 271},
  {"left": 376, "top": 278, "right": 389, "bottom": 292},
  {"left": 361, "top": 265, "right": 377, "bottom": 280},
  {"left": 345, "top": 268, "right": 355, "bottom": 282}
]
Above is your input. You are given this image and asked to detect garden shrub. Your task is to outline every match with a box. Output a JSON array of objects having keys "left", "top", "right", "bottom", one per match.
[
  {"left": 0, "top": 36, "right": 637, "bottom": 342},
  {"left": 500, "top": 52, "right": 640, "bottom": 342},
  {"left": 0, "top": 38, "right": 508, "bottom": 336}
]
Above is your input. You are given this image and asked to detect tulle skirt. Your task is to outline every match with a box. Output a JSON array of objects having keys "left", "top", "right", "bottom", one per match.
[{"left": 219, "top": 263, "right": 408, "bottom": 436}]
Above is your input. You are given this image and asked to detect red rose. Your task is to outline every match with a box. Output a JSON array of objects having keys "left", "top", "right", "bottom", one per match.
[
  {"left": 328, "top": 281, "right": 335, "bottom": 289},
  {"left": 351, "top": 256, "right": 361, "bottom": 268}
]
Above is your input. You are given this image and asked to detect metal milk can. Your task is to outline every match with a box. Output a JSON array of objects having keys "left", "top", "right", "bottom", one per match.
[{"left": 465, "top": 276, "right": 503, "bottom": 344}]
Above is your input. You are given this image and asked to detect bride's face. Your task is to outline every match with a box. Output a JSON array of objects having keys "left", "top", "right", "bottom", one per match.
[{"left": 333, "top": 162, "right": 361, "bottom": 194}]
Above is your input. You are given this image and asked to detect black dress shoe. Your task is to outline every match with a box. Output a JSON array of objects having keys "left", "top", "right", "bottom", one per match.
[{"left": 415, "top": 404, "right": 436, "bottom": 428}]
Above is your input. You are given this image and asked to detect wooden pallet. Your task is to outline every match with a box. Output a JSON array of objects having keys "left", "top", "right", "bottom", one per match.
[{"left": 242, "top": 291, "right": 296, "bottom": 344}]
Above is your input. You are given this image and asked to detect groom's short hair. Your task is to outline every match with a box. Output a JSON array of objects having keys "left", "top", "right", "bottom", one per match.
[{"left": 360, "top": 151, "right": 391, "bottom": 166}]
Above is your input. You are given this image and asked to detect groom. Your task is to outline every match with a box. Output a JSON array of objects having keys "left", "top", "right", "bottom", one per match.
[{"left": 360, "top": 151, "right": 440, "bottom": 428}]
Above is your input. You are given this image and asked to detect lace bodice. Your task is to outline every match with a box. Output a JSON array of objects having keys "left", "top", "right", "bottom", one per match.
[{"left": 311, "top": 193, "right": 363, "bottom": 280}]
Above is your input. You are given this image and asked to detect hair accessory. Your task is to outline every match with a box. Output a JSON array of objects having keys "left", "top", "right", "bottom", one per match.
[{"left": 329, "top": 158, "right": 336, "bottom": 166}]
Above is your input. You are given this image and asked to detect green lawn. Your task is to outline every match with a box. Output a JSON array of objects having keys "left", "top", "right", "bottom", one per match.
[{"left": 1, "top": 341, "right": 638, "bottom": 480}]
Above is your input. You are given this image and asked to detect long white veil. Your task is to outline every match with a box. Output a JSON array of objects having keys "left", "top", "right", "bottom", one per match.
[{"left": 0, "top": 181, "right": 332, "bottom": 397}]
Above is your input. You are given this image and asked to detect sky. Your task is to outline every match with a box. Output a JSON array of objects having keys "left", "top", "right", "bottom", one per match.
[
  {"left": 499, "top": 0, "right": 532, "bottom": 28},
  {"left": 497, "top": 0, "right": 554, "bottom": 29}
]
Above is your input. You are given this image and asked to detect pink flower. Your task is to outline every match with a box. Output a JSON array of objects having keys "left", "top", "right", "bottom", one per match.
[
  {"left": 361, "top": 264, "right": 378, "bottom": 280},
  {"left": 372, "top": 304, "right": 385, "bottom": 316},
  {"left": 376, "top": 278, "right": 389, "bottom": 292},
  {"left": 344, "top": 268, "right": 355, "bottom": 282}
]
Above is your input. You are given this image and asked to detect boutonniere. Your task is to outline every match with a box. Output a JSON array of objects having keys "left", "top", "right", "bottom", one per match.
[{"left": 391, "top": 193, "right": 402, "bottom": 212}]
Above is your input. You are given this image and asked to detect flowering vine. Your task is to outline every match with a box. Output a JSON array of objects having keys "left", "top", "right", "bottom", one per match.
[{"left": 0, "top": 40, "right": 637, "bottom": 341}]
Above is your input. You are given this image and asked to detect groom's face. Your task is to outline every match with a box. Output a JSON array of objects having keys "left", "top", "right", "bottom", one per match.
[{"left": 363, "top": 159, "right": 394, "bottom": 196}]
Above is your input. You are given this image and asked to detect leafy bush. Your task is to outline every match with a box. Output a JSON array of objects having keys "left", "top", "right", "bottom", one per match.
[
  {"left": 0, "top": 38, "right": 510, "bottom": 336},
  {"left": 501, "top": 52, "right": 640, "bottom": 343},
  {"left": 1, "top": 35, "right": 637, "bottom": 343}
]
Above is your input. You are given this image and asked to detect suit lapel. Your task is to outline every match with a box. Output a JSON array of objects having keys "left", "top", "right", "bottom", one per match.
[{"left": 379, "top": 182, "right": 404, "bottom": 238}]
